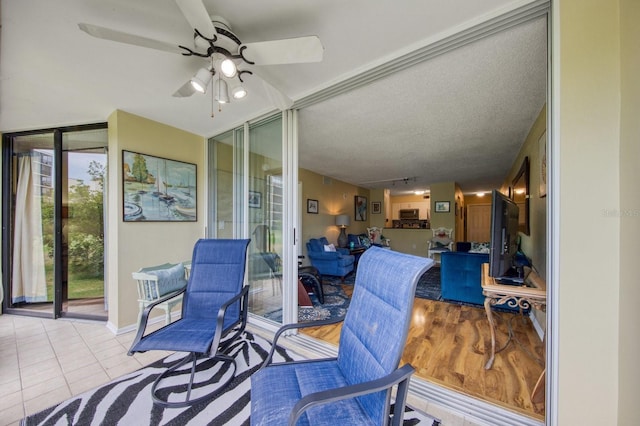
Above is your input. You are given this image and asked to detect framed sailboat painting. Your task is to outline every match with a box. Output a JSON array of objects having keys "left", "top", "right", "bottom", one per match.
[{"left": 122, "top": 150, "right": 197, "bottom": 222}]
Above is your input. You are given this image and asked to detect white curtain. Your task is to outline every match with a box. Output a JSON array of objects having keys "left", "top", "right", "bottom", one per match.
[{"left": 12, "top": 156, "right": 47, "bottom": 303}]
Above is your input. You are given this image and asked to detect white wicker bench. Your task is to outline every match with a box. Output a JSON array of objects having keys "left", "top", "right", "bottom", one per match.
[{"left": 132, "top": 263, "right": 187, "bottom": 329}]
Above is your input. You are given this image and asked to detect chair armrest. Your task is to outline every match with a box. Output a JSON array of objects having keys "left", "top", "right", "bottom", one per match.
[
  {"left": 128, "top": 288, "right": 186, "bottom": 355},
  {"left": 209, "top": 285, "right": 250, "bottom": 356},
  {"left": 336, "top": 247, "right": 350, "bottom": 255},
  {"left": 288, "top": 364, "right": 415, "bottom": 426},
  {"left": 258, "top": 317, "right": 345, "bottom": 370}
]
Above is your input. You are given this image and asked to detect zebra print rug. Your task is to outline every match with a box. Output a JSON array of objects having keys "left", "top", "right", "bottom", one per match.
[{"left": 22, "top": 331, "right": 438, "bottom": 426}]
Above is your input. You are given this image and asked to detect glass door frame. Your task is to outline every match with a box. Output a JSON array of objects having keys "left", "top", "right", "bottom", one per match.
[
  {"left": 2, "top": 123, "right": 108, "bottom": 320},
  {"left": 207, "top": 111, "right": 298, "bottom": 329}
]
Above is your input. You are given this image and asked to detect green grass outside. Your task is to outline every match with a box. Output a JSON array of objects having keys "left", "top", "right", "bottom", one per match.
[{"left": 45, "top": 263, "right": 104, "bottom": 301}]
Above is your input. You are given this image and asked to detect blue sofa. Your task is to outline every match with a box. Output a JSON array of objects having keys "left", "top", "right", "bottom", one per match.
[
  {"left": 440, "top": 251, "right": 523, "bottom": 312},
  {"left": 306, "top": 237, "right": 355, "bottom": 279},
  {"left": 440, "top": 251, "right": 489, "bottom": 306}
]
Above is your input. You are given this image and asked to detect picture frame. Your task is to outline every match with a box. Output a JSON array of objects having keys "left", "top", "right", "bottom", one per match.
[
  {"left": 539, "top": 130, "right": 547, "bottom": 198},
  {"left": 307, "top": 199, "right": 318, "bottom": 214},
  {"left": 355, "top": 195, "right": 367, "bottom": 221},
  {"left": 122, "top": 150, "right": 196, "bottom": 222},
  {"left": 249, "top": 191, "right": 262, "bottom": 209},
  {"left": 371, "top": 201, "right": 382, "bottom": 214},
  {"left": 434, "top": 201, "right": 450, "bottom": 213}
]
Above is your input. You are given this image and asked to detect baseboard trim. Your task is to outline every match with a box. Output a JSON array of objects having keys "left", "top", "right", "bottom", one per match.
[{"left": 529, "top": 310, "right": 545, "bottom": 341}]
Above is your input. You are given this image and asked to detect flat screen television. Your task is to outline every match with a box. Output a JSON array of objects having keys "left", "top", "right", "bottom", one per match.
[{"left": 489, "top": 189, "right": 522, "bottom": 283}]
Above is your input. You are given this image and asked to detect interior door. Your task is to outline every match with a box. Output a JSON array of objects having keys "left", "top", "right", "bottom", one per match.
[{"left": 466, "top": 203, "right": 492, "bottom": 242}]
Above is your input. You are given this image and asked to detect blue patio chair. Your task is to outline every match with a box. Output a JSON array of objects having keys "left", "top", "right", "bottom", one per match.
[
  {"left": 251, "top": 247, "right": 434, "bottom": 425},
  {"left": 128, "top": 238, "right": 250, "bottom": 408}
]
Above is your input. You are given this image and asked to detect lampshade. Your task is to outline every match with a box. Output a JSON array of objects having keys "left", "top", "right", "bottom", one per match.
[
  {"left": 215, "top": 79, "right": 230, "bottom": 103},
  {"left": 335, "top": 214, "right": 350, "bottom": 227},
  {"left": 190, "top": 67, "right": 212, "bottom": 93}
]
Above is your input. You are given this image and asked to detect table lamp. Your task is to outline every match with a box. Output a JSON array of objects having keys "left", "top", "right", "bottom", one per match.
[{"left": 335, "top": 214, "right": 350, "bottom": 248}]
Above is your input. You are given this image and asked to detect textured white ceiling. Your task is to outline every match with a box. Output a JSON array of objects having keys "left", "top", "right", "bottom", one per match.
[
  {"left": 0, "top": 0, "right": 547, "bottom": 195},
  {"left": 298, "top": 17, "right": 547, "bottom": 195}
]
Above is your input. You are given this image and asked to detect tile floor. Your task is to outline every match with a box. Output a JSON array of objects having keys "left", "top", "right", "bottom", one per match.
[
  {"left": 0, "top": 314, "right": 169, "bottom": 426},
  {"left": 0, "top": 313, "right": 478, "bottom": 426}
]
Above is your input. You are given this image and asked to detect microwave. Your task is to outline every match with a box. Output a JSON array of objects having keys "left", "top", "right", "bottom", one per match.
[{"left": 399, "top": 209, "right": 420, "bottom": 220}]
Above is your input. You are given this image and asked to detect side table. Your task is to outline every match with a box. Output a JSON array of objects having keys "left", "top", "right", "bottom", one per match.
[
  {"left": 480, "top": 263, "right": 546, "bottom": 370},
  {"left": 349, "top": 246, "right": 366, "bottom": 268}
]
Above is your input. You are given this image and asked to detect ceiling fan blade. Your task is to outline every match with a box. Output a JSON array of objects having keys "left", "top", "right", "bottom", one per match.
[
  {"left": 250, "top": 69, "right": 294, "bottom": 110},
  {"left": 172, "top": 81, "right": 197, "bottom": 97},
  {"left": 175, "top": 0, "right": 217, "bottom": 40},
  {"left": 241, "top": 36, "right": 323, "bottom": 65},
  {"left": 78, "top": 23, "right": 185, "bottom": 55}
]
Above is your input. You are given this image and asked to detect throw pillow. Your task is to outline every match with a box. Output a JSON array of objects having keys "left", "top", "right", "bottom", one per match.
[
  {"left": 431, "top": 236, "right": 451, "bottom": 247},
  {"left": 323, "top": 243, "right": 336, "bottom": 252},
  {"left": 146, "top": 263, "right": 187, "bottom": 299},
  {"left": 359, "top": 236, "right": 371, "bottom": 248},
  {"left": 469, "top": 242, "right": 491, "bottom": 254}
]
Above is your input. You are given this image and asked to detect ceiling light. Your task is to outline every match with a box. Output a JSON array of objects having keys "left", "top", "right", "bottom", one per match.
[
  {"left": 220, "top": 59, "right": 237, "bottom": 78},
  {"left": 190, "top": 67, "right": 212, "bottom": 94},
  {"left": 215, "top": 79, "right": 230, "bottom": 103},
  {"left": 231, "top": 85, "right": 247, "bottom": 99},
  {"left": 414, "top": 190, "right": 425, "bottom": 195},
  {"left": 477, "top": 192, "right": 485, "bottom": 197}
]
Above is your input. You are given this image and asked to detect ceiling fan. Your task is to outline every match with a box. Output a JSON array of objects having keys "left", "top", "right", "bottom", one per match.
[{"left": 78, "top": 0, "right": 324, "bottom": 111}]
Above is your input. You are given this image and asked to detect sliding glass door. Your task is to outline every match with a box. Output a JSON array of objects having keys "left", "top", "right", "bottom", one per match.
[
  {"left": 2, "top": 125, "right": 108, "bottom": 320},
  {"left": 208, "top": 113, "right": 297, "bottom": 326}
]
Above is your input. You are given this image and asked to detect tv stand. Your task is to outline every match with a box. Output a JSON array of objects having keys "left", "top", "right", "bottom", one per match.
[
  {"left": 495, "top": 276, "right": 524, "bottom": 285},
  {"left": 480, "top": 263, "right": 546, "bottom": 370}
]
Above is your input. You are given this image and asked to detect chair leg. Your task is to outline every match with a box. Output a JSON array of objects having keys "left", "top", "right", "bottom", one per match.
[
  {"left": 164, "top": 304, "right": 171, "bottom": 325},
  {"left": 151, "top": 352, "right": 236, "bottom": 408}
]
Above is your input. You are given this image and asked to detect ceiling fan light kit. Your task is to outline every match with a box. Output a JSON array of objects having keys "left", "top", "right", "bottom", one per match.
[
  {"left": 190, "top": 67, "right": 213, "bottom": 93},
  {"left": 231, "top": 85, "right": 247, "bottom": 99},
  {"left": 78, "top": 0, "right": 324, "bottom": 116},
  {"left": 215, "top": 79, "right": 230, "bottom": 104},
  {"left": 219, "top": 58, "right": 237, "bottom": 78}
]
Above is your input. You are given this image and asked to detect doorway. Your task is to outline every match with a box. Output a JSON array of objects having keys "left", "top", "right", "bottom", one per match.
[{"left": 2, "top": 124, "right": 108, "bottom": 320}]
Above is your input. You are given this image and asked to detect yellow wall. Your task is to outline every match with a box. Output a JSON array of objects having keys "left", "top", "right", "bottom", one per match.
[
  {"left": 618, "top": 0, "right": 640, "bottom": 423},
  {"left": 429, "top": 182, "right": 456, "bottom": 232},
  {"left": 298, "top": 169, "right": 369, "bottom": 260},
  {"left": 369, "top": 188, "right": 388, "bottom": 228},
  {"left": 107, "top": 110, "right": 205, "bottom": 331},
  {"left": 501, "top": 105, "right": 547, "bottom": 276},
  {"left": 556, "top": 0, "right": 630, "bottom": 423}
]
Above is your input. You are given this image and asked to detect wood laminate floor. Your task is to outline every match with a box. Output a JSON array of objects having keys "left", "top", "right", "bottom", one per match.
[{"left": 302, "top": 285, "right": 546, "bottom": 421}]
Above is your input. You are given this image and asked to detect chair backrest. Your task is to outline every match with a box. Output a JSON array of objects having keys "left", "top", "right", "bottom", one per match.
[
  {"left": 182, "top": 239, "right": 250, "bottom": 321},
  {"left": 431, "top": 227, "right": 453, "bottom": 239},
  {"left": 337, "top": 247, "right": 433, "bottom": 424},
  {"left": 306, "top": 237, "right": 329, "bottom": 253}
]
